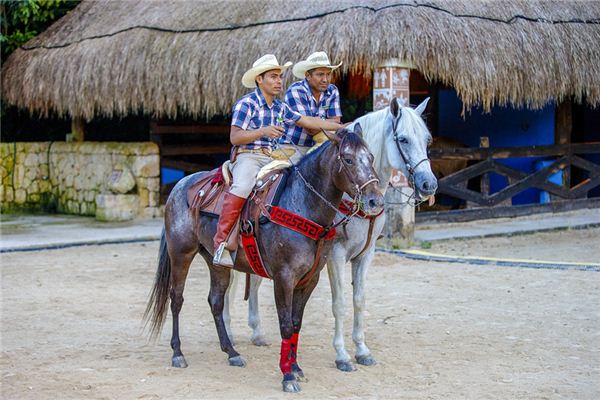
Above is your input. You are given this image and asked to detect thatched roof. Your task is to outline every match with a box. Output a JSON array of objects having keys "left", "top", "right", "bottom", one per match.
[{"left": 2, "top": 0, "right": 600, "bottom": 120}]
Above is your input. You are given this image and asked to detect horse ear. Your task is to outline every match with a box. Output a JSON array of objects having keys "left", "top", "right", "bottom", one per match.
[
  {"left": 353, "top": 123, "right": 363, "bottom": 137},
  {"left": 321, "top": 129, "right": 341, "bottom": 145},
  {"left": 390, "top": 97, "right": 399, "bottom": 118},
  {"left": 415, "top": 97, "right": 430, "bottom": 116}
]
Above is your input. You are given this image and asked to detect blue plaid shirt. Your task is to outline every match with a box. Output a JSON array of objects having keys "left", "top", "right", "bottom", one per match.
[
  {"left": 231, "top": 88, "right": 301, "bottom": 150},
  {"left": 280, "top": 79, "right": 342, "bottom": 147}
]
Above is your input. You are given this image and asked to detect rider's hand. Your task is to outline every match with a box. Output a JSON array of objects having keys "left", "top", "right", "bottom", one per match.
[{"left": 261, "top": 125, "right": 284, "bottom": 139}]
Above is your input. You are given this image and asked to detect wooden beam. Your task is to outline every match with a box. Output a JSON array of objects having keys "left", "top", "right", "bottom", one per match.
[
  {"left": 71, "top": 117, "right": 85, "bottom": 142},
  {"left": 416, "top": 197, "right": 600, "bottom": 223},
  {"left": 428, "top": 143, "right": 600, "bottom": 160},
  {"left": 161, "top": 158, "right": 213, "bottom": 173},
  {"left": 161, "top": 144, "right": 231, "bottom": 156},
  {"left": 151, "top": 125, "right": 230, "bottom": 135},
  {"left": 555, "top": 100, "right": 573, "bottom": 145}
]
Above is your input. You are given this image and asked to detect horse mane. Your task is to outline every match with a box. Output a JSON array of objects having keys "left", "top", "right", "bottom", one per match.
[
  {"left": 348, "top": 108, "right": 388, "bottom": 173},
  {"left": 295, "top": 128, "right": 364, "bottom": 169}
]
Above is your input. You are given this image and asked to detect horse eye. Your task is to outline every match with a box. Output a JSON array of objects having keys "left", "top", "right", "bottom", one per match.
[
  {"left": 398, "top": 137, "right": 409, "bottom": 144},
  {"left": 344, "top": 158, "right": 354, "bottom": 165}
]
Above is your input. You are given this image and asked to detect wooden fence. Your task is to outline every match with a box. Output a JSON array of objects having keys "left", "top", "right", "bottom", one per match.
[{"left": 419, "top": 142, "right": 600, "bottom": 222}]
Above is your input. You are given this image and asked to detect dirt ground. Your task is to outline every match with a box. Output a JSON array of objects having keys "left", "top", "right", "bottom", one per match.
[{"left": 1, "top": 228, "right": 599, "bottom": 399}]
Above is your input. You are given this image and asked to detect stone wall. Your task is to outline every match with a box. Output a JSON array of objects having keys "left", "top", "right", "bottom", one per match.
[{"left": 1, "top": 142, "right": 160, "bottom": 218}]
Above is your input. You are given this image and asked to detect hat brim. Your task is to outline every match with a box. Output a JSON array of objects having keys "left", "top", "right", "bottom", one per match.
[
  {"left": 292, "top": 60, "right": 342, "bottom": 79},
  {"left": 241, "top": 62, "right": 292, "bottom": 88}
]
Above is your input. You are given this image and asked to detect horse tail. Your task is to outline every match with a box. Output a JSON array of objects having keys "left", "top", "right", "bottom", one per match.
[{"left": 143, "top": 228, "right": 171, "bottom": 339}]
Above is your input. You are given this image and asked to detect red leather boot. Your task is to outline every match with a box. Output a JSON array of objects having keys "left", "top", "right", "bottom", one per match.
[{"left": 212, "top": 192, "right": 246, "bottom": 267}]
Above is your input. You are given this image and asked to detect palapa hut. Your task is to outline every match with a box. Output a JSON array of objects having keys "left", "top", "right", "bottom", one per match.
[{"left": 2, "top": 0, "right": 600, "bottom": 220}]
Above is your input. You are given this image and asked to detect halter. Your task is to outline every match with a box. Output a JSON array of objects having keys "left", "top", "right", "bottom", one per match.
[{"left": 391, "top": 111, "right": 431, "bottom": 207}]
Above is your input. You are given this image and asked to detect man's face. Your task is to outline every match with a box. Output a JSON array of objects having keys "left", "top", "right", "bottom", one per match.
[
  {"left": 256, "top": 69, "right": 283, "bottom": 96},
  {"left": 306, "top": 67, "right": 333, "bottom": 93}
]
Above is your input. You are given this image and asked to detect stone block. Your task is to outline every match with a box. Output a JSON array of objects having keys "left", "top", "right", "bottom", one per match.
[
  {"left": 95, "top": 193, "right": 139, "bottom": 222},
  {"left": 138, "top": 187, "right": 149, "bottom": 208},
  {"left": 145, "top": 177, "right": 160, "bottom": 192},
  {"left": 24, "top": 153, "right": 39, "bottom": 167},
  {"left": 149, "top": 191, "right": 160, "bottom": 207},
  {"left": 5, "top": 187, "right": 14, "bottom": 202},
  {"left": 141, "top": 206, "right": 163, "bottom": 219},
  {"left": 28, "top": 193, "right": 41, "bottom": 203},
  {"left": 107, "top": 165, "right": 136, "bottom": 194},
  {"left": 15, "top": 189, "right": 26, "bottom": 204},
  {"left": 131, "top": 155, "right": 159, "bottom": 178}
]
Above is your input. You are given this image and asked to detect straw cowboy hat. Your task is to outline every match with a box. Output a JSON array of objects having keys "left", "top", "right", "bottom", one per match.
[
  {"left": 292, "top": 51, "right": 342, "bottom": 79},
  {"left": 241, "top": 54, "right": 292, "bottom": 88}
]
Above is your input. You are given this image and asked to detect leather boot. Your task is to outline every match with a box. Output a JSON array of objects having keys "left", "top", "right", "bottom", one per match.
[{"left": 213, "top": 192, "right": 246, "bottom": 267}]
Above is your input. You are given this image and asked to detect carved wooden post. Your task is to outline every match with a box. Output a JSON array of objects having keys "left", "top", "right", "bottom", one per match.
[{"left": 374, "top": 59, "right": 415, "bottom": 248}]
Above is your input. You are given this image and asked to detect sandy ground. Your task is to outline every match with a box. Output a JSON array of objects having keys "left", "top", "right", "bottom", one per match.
[
  {"left": 1, "top": 229, "right": 599, "bottom": 399},
  {"left": 428, "top": 227, "right": 600, "bottom": 264}
]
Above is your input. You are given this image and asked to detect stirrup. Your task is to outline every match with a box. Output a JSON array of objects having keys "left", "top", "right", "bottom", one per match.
[{"left": 213, "top": 242, "right": 234, "bottom": 267}]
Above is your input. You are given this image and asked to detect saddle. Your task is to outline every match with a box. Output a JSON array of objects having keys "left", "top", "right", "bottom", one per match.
[{"left": 187, "top": 160, "right": 290, "bottom": 249}]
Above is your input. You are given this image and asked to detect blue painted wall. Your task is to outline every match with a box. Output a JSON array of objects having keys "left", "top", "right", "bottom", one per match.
[{"left": 437, "top": 89, "right": 556, "bottom": 204}]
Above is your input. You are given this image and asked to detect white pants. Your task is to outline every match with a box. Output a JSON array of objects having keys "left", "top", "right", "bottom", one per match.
[{"left": 229, "top": 153, "right": 272, "bottom": 198}]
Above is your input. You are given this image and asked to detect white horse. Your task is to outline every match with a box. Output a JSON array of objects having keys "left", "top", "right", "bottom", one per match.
[{"left": 224, "top": 97, "right": 438, "bottom": 371}]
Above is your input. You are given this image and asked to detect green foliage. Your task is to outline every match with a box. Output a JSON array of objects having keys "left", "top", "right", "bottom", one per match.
[
  {"left": 420, "top": 240, "right": 432, "bottom": 249},
  {"left": 1, "top": 0, "right": 80, "bottom": 62}
]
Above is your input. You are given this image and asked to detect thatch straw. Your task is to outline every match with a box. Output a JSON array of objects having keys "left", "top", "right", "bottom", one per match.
[{"left": 2, "top": 0, "right": 599, "bottom": 120}]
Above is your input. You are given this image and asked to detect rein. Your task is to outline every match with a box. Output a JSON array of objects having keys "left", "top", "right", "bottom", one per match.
[{"left": 277, "top": 133, "right": 379, "bottom": 231}]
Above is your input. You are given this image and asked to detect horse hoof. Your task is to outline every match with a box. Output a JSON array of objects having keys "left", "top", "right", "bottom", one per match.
[
  {"left": 335, "top": 360, "right": 356, "bottom": 372},
  {"left": 251, "top": 335, "right": 269, "bottom": 347},
  {"left": 282, "top": 375, "right": 301, "bottom": 392},
  {"left": 228, "top": 355, "right": 246, "bottom": 367},
  {"left": 171, "top": 355, "right": 188, "bottom": 368},
  {"left": 292, "top": 363, "right": 307, "bottom": 382},
  {"left": 355, "top": 354, "right": 377, "bottom": 366}
]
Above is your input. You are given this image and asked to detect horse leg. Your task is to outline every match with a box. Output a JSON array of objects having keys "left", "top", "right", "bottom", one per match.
[
  {"left": 273, "top": 278, "right": 301, "bottom": 392},
  {"left": 223, "top": 270, "right": 240, "bottom": 345},
  {"left": 205, "top": 259, "right": 246, "bottom": 367},
  {"left": 289, "top": 274, "right": 320, "bottom": 383},
  {"left": 326, "top": 251, "right": 355, "bottom": 372},
  {"left": 248, "top": 274, "right": 268, "bottom": 346},
  {"left": 168, "top": 249, "right": 196, "bottom": 368},
  {"left": 351, "top": 248, "right": 377, "bottom": 366}
]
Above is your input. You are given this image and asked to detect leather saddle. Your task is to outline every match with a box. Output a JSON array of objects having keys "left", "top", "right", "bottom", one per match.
[{"left": 187, "top": 161, "right": 290, "bottom": 248}]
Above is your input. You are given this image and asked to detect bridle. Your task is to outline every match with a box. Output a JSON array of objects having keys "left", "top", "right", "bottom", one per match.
[
  {"left": 390, "top": 111, "right": 431, "bottom": 207},
  {"left": 280, "top": 132, "right": 379, "bottom": 230}
]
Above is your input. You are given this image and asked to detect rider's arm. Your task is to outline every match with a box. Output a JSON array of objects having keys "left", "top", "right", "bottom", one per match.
[
  {"left": 296, "top": 115, "right": 343, "bottom": 132},
  {"left": 281, "top": 102, "right": 343, "bottom": 132},
  {"left": 230, "top": 98, "right": 285, "bottom": 145},
  {"left": 230, "top": 125, "right": 283, "bottom": 145}
]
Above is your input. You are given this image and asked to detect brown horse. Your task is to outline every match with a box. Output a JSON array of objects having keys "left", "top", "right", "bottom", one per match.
[{"left": 144, "top": 126, "right": 384, "bottom": 392}]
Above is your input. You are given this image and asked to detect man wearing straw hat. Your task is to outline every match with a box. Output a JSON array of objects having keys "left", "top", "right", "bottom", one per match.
[
  {"left": 213, "top": 54, "right": 344, "bottom": 267},
  {"left": 277, "top": 51, "right": 343, "bottom": 163}
]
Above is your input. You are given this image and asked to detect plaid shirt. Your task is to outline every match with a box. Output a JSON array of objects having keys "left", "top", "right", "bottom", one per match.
[
  {"left": 231, "top": 88, "right": 301, "bottom": 150},
  {"left": 280, "top": 79, "right": 342, "bottom": 147}
]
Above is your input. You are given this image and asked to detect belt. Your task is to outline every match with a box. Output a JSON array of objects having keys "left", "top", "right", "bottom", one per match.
[{"left": 237, "top": 148, "right": 272, "bottom": 156}]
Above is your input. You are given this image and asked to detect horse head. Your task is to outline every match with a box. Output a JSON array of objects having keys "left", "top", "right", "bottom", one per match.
[
  {"left": 384, "top": 97, "right": 438, "bottom": 201},
  {"left": 322, "top": 125, "right": 384, "bottom": 216}
]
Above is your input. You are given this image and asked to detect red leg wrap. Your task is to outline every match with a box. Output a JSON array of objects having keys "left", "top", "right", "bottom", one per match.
[
  {"left": 290, "top": 333, "right": 299, "bottom": 363},
  {"left": 279, "top": 338, "right": 296, "bottom": 375}
]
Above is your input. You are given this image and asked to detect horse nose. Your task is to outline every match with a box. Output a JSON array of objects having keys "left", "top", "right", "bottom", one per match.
[
  {"left": 368, "top": 197, "right": 383, "bottom": 209},
  {"left": 420, "top": 179, "right": 438, "bottom": 195},
  {"left": 366, "top": 194, "right": 385, "bottom": 215}
]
